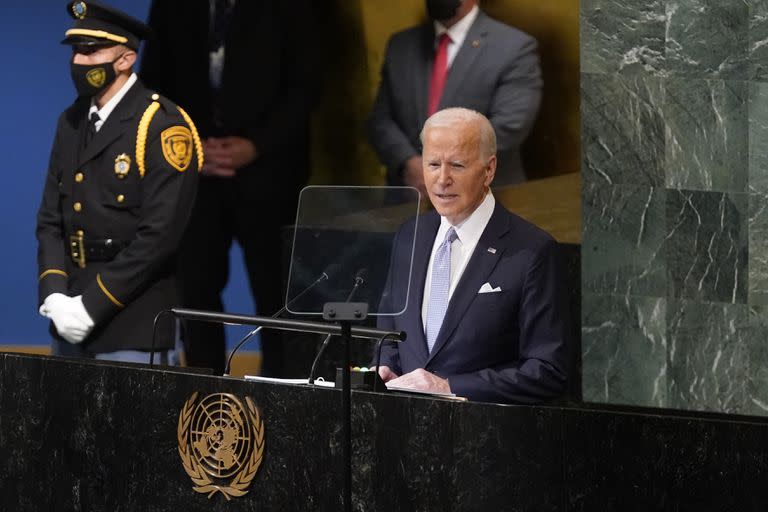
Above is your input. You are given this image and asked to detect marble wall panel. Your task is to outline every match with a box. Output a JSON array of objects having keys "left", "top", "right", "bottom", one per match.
[
  {"left": 664, "top": 78, "right": 748, "bottom": 193},
  {"left": 582, "top": 294, "right": 667, "bottom": 407},
  {"left": 582, "top": 183, "right": 666, "bottom": 297},
  {"left": 667, "top": 300, "right": 754, "bottom": 414},
  {"left": 580, "top": 0, "right": 666, "bottom": 75},
  {"left": 582, "top": 73, "right": 665, "bottom": 187},
  {"left": 744, "top": 306, "right": 768, "bottom": 416},
  {"left": 664, "top": 190, "right": 748, "bottom": 304},
  {"left": 749, "top": 2, "right": 768, "bottom": 81},
  {"left": 665, "top": 0, "right": 749, "bottom": 79},
  {"left": 749, "top": 82, "right": 768, "bottom": 193},
  {"left": 749, "top": 193, "right": 768, "bottom": 305}
]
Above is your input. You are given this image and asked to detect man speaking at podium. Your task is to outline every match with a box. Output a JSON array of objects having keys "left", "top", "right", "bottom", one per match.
[{"left": 377, "top": 108, "right": 567, "bottom": 404}]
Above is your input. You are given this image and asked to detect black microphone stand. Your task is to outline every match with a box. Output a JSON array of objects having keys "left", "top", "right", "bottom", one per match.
[
  {"left": 321, "top": 300, "right": 369, "bottom": 512},
  {"left": 150, "top": 266, "right": 334, "bottom": 370},
  {"left": 222, "top": 268, "right": 334, "bottom": 376},
  {"left": 307, "top": 269, "right": 367, "bottom": 385}
]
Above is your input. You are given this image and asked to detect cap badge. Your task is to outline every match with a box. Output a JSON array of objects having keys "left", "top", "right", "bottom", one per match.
[
  {"left": 72, "top": 1, "right": 87, "bottom": 19},
  {"left": 114, "top": 154, "right": 131, "bottom": 179}
]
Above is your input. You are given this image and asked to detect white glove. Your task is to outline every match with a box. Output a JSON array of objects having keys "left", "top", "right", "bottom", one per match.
[{"left": 40, "top": 293, "right": 95, "bottom": 344}]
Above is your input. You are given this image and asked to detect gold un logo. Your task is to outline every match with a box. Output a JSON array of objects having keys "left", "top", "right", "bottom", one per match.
[{"left": 177, "top": 392, "right": 265, "bottom": 500}]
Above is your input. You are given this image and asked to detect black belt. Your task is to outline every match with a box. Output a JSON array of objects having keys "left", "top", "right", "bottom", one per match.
[{"left": 69, "top": 234, "right": 130, "bottom": 268}]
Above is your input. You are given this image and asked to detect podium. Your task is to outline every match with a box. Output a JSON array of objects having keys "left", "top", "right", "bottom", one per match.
[{"left": 2, "top": 352, "right": 768, "bottom": 511}]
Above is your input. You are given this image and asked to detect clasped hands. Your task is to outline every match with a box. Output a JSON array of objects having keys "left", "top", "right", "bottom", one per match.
[
  {"left": 39, "top": 293, "right": 94, "bottom": 344},
  {"left": 201, "top": 136, "right": 258, "bottom": 177},
  {"left": 378, "top": 365, "right": 451, "bottom": 394}
]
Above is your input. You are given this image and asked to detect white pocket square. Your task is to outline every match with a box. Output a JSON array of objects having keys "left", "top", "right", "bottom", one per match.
[{"left": 478, "top": 282, "right": 502, "bottom": 294}]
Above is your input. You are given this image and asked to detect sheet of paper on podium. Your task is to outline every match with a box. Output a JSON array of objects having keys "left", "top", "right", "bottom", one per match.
[
  {"left": 385, "top": 384, "right": 467, "bottom": 401},
  {"left": 244, "top": 375, "right": 335, "bottom": 387}
]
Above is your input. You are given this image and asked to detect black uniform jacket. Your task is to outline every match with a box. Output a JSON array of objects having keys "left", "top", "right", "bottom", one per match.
[{"left": 36, "top": 79, "right": 200, "bottom": 353}]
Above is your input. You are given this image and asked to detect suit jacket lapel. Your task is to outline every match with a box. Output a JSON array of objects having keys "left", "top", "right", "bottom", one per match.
[
  {"left": 415, "top": 24, "right": 435, "bottom": 122},
  {"left": 408, "top": 211, "right": 440, "bottom": 361},
  {"left": 439, "top": 11, "right": 490, "bottom": 108},
  {"left": 426, "top": 202, "right": 511, "bottom": 364},
  {"left": 78, "top": 81, "right": 144, "bottom": 166}
]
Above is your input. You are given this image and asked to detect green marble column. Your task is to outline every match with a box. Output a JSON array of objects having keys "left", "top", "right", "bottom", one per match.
[{"left": 581, "top": 0, "right": 768, "bottom": 415}]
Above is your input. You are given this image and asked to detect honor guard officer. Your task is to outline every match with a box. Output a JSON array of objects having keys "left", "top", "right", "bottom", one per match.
[{"left": 36, "top": 1, "right": 202, "bottom": 363}]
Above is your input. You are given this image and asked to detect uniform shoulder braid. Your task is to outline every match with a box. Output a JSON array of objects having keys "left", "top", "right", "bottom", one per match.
[{"left": 135, "top": 92, "right": 204, "bottom": 177}]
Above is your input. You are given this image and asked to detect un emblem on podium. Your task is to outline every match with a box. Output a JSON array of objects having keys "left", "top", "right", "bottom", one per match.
[{"left": 177, "top": 392, "right": 265, "bottom": 500}]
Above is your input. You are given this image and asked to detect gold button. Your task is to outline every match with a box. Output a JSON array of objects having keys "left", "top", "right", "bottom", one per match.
[
  {"left": 151, "top": 93, "right": 159, "bottom": 100},
  {"left": 73, "top": 202, "right": 82, "bottom": 212},
  {"left": 77, "top": 230, "right": 84, "bottom": 236},
  {"left": 117, "top": 194, "right": 125, "bottom": 203},
  {"left": 75, "top": 172, "right": 84, "bottom": 183}
]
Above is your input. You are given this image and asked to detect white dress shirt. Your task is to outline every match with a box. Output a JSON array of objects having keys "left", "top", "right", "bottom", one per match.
[
  {"left": 208, "top": 0, "right": 237, "bottom": 89},
  {"left": 88, "top": 72, "right": 138, "bottom": 132},
  {"left": 421, "top": 191, "right": 496, "bottom": 329},
  {"left": 433, "top": 4, "right": 480, "bottom": 67}
]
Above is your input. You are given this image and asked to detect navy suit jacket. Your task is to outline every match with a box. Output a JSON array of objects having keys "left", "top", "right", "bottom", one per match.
[{"left": 377, "top": 202, "right": 568, "bottom": 404}]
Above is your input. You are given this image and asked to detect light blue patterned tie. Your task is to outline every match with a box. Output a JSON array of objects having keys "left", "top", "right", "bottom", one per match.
[{"left": 425, "top": 227, "right": 458, "bottom": 352}]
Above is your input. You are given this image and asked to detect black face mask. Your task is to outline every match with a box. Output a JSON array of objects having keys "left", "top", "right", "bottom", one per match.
[
  {"left": 426, "top": 0, "right": 462, "bottom": 21},
  {"left": 69, "top": 56, "right": 120, "bottom": 97}
]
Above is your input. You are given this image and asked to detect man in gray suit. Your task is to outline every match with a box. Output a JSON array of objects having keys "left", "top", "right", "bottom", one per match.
[{"left": 368, "top": 0, "right": 542, "bottom": 190}]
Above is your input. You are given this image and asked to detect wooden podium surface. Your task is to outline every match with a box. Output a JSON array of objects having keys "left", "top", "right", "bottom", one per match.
[{"left": 495, "top": 172, "right": 581, "bottom": 244}]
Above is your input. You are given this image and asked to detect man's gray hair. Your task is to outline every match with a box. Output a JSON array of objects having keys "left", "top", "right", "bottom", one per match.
[{"left": 420, "top": 107, "right": 497, "bottom": 158}]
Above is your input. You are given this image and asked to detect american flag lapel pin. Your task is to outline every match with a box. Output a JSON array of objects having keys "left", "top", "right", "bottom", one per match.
[{"left": 487, "top": 247, "right": 497, "bottom": 254}]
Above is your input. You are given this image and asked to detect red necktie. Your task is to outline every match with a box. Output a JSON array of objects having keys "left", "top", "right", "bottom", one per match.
[{"left": 427, "top": 33, "right": 452, "bottom": 116}]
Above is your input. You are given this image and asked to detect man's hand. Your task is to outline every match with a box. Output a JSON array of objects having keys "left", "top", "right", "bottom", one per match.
[
  {"left": 202, "top": 136, "right": 258, "bottom": 177},
  {"left": 402, "top": 155, "right": 426, "bottom": 197},
  {"left": 386, "top": 368, "right": 451, "bottom": 394},
  {"left": 378, "top": 365, "right": 399, "bottom": 383},
  {"left": 40, "top": 293, "right": 94, "bottom": 344}
]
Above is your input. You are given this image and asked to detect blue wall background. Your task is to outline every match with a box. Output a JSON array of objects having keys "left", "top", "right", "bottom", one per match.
[{"left": 0, "top": 1, "right": 259, "bottom": 351}]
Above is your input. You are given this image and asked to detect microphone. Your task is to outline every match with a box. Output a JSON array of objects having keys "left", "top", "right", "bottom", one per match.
[
  {"left": 221, "top": 263, "right": 339, "bottom": 376},
  {"left": 353, "top": 267, "right": 368, "bottom": 287},
  {"left": 320, "top": 263, "right": 342, "bottom": 283},
  {"left": 307, "top": 267, "right": 369, "bottom": 384}
]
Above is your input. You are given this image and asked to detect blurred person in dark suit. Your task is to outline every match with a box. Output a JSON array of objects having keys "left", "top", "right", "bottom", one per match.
[
  {"left": 368, "top": 0, "right": 542, "bottom": 192},
  {"left": 141, "top": 0, "right": 318, "bottom": 375}
]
